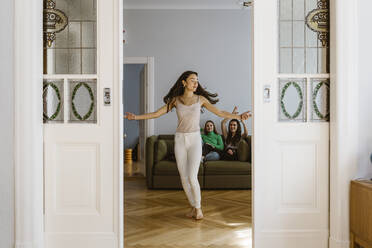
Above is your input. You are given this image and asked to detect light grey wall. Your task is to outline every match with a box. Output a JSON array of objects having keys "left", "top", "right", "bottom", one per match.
[
  {"left": 123, "top": 10, "right": 252, "bottom": 135},
  {"left": 0, "top": 0, "right": 14, "bottom": 247},
  {"left": 124, "top": 64, "right": 145, "bottom": 149},
  {"left": 356, "top": 0, "right": 372, "bottom": 179}
]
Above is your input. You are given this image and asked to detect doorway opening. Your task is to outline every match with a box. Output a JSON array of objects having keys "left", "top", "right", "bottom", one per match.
[
  {"left": 123, "top": 57, "right": 155, "bottom": 176},
  {"left": 123, "top": 6, "right": 253, "bottom": 248}
]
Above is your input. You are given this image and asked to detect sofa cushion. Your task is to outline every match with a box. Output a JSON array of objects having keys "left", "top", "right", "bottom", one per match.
[
  {"left": 237, "top": 140, "right": 249, "bottom": 162},
  {"left": 204, "top": 161, "right": 251, "bottom": 175},
  {"left": 155, "top": 139, "right": 168, "bottom": 162},
  {"left": 153, "top": 160, "right": 203, "bottom": 175},
  {"left": 164, "top": 140, "right": 175, "bottom": 159},
  {"left": 243, "top": 136, "right": 252, "bottom": 162},
  {"left": 155, "top": 139, "right": 176, "bottom": 162}
]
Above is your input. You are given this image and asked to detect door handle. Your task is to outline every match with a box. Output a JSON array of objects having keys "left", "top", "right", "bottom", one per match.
[{"left": 264, "top": 85, "right": 271, "bottom": 102}]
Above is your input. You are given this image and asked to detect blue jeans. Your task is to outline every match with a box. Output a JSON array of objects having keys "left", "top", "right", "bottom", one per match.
[
  {"left": 205, "top": 151, "right": 220, "bottom": 161},
  {"left": 201, "top": 140, "right": 220, "bottom": 161}
]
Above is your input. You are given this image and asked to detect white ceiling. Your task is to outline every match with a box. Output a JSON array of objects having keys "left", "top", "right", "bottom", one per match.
[{"left": 123, "top": 0, "right": 249, "bottom": 10}]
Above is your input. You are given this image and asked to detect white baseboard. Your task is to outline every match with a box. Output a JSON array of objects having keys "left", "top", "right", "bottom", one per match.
[
  {"left": 15, "top": 240, "right": 42, "bottom": 248},
  {"left": 329, "top": 236, "right": 350, "bottom": 248}
]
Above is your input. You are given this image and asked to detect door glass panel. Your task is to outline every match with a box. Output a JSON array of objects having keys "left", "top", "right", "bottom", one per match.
[
  {"left": 279, "top": 78, "right": 306, "bottom": 122},
  {"left": 311, "top": 79, "right": 329, "bottom": 121},
  {"left": 69, "top": 79, "right": 97, "bottom": 123},
  {"left": 280, "top": 22, "right": 292, "bottom": 47},
  {"left": 305, "top": 48, "right": 317, "bottom": 73},
  {"left": 280, "top": 48, "right": 292, "bottom": 73},
  {"left": 280, "top": 0, "right": 292, "bottom": 20},
  {"left": 278, "top": 0, "right": 329, "bottom": 73},
  {"left": 293, "top": 0, "right": 305, "bottom": 20},
  {"left": 43, "top": 79, "right": 64, "bottom": 123},
  {"left": 293, "top": 48, "right": 305, "bottom": 73},
  {"left": 54, "top": 49, "right": 69, "bottom": 73},
  {"left": 43, "top": 0, "right": 97, "bottom": 74},
  {"left": 293, "top": 21, "right": 305, "bottom": 47},
  {"left": 318, "top": 47, "right": 328, "bottom": 73}
]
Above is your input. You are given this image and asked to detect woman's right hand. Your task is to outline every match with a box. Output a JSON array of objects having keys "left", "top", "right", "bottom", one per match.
[{"left": 124, "top": 112, "right": 136, "bottom": 120}]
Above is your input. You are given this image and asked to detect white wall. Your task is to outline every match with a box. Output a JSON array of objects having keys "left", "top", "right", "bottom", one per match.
[
  {"left": 356, "top": 0, "right": 372, "bottom": 179},
  {"left": 123, "top": 10, "right": 252, "bottom": 134},
  {"left": 0, "top": 0, "right": 14, "bottom": 247}
]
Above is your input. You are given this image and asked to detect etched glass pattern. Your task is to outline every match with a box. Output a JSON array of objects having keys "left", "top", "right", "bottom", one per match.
[
  {"left": 44, "top": 0, "right": 97, "bottom": 74},
  {"left": 279, "top": 78, "right": 307, "bottom": 122},
  {"left": 43, "top": 79, "right": 64, "bottom": 123},
  {"left": 278, "top": 0, "right": 329, "bottom": 74},
  {"left": 311, "top": 78, "right": 329, "bottom": 121},
  {"left": 68, "top": 79, "right": 97, "bottom": 123}
]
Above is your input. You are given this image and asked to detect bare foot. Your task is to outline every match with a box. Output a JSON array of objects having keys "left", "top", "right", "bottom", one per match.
[
  {"left": 195, "top": 208, "right": 203, "bottom": 220},
  {"left": 186, "top": 207, "right": 196, "bottom": 218}
]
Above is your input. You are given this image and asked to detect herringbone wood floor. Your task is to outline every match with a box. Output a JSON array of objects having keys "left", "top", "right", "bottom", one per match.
[{"left": 124, "top": 176, "right": 252, "bottom": 248}]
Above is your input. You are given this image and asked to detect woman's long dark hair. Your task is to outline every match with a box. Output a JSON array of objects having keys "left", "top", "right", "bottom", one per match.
[
  {"left": 163, "top": 71, "right": 219, "bottom": 112},
  {"left": 204, "top": 120, "right": 218, "bottom": 135},
  {"left": 226, "top": 119, "right": 242, "bottom": 146}
]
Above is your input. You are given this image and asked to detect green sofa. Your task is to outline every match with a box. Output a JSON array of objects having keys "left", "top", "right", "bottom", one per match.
[{"left": 146, "top": 134, "right": 252, "bottom": 189}]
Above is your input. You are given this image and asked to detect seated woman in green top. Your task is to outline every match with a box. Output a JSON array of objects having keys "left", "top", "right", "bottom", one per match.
[{"left": 201, "top": 120, "right": 224, "bottom": 161}]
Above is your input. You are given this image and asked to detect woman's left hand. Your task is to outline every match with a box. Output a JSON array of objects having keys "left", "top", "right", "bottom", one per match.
[{"left": 240, "top": 111, "right": 252, "bottom": 120}]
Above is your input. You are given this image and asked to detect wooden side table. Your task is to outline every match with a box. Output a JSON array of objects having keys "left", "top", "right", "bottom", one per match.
[{"left": 350, "top": 180, "right": 372, "bottom": 248}]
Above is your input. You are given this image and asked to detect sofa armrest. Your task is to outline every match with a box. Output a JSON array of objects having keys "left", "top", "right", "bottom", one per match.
[
  {"left": 245, "top": 135, "right": 252, "bottom": 162},
  {"left": 146, "top": 135, "right": 158, "bottom": 189},
  {"left": 237, "top": 136, "right": 252, "bottom": 162}
]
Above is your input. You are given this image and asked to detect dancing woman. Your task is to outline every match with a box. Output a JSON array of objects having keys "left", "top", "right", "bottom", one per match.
[{"left": 124, "top": 71, "right": 250, "bottom": 220}]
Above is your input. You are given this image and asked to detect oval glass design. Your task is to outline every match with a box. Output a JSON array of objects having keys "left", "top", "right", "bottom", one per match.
[
  {"left": 280, "top": 82, "right": 304, "bottom": 119},
  {"left": 43, "top": 82, "right": 62, "bottom": 121},
  {"left": 312, "top": 81, "right": 330, "bottom": 120},
  {"left": 71, "top": 82, "right": 95, "bottom": 121}
]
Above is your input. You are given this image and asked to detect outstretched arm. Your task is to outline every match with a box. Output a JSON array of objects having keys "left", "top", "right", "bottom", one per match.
[
  {"left": 221, "top": 118, "right": 228, "bottom": 139},
  {"left": 241, "top": 119, "right": 248, "bottom": 138},
  {"left": 201, "top": 96, "right": 251, "bottom": 120},
  {"left": 232, "top": 106, "right": 249, "bottom": 138},
  {"left": 124, "top": 100, "right": 175, "bottom": 120}
]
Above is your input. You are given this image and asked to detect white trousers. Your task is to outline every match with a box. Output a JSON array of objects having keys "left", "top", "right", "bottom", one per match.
[{"left": 174, "top": 132, "right": 202, "bottom": 209}]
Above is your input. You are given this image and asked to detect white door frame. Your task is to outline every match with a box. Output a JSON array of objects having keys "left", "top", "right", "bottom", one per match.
[
  {"left": 124, "top": 57, "right": 155, "bottom": 169},
  {"left": 329, "top": 0, "right": 359, "bottom": 247},
  {"left": 13, "top": 1, "right": 357, "bottom": 247}
]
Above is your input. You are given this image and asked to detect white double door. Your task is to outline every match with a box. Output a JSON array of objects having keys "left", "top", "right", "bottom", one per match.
[
  {"left": 253, "top": 0, "right": 329, "bottom": 247},
  {"left": 43, "top": 0, "right": 122, "bottom": 248},
  {"left": 43, "top": 0, "right": 329, "bottom": 247}
]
